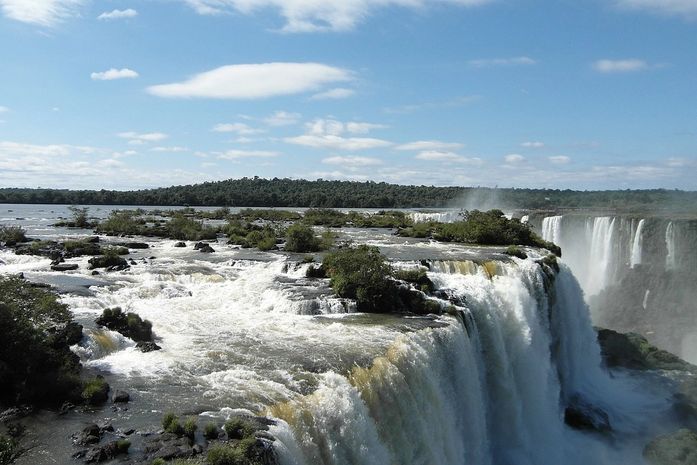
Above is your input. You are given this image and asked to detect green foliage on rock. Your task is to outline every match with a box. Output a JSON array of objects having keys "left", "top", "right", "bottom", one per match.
[
  {"left": 322, "top": 245, "right": 398, "bottom": 313},
  {"left": 0, "top": 226, "right": 28, "bottom": 245},
  {"left": 284, "top": 223, "right": 321, "bottom": 253},
  {"left": 81, "top": 376, "right": 109, "bottom": 405},
  {"left": 167, "top": 214, "right": 218, "bottom": 241},
  {"left": 95, "top": 307, "right": 153, "bottom": 342},
  {"left": 224, "top": 417, "right": 257, "bottom": 440},
  {"left": 0, "top": 434, "right": 19, "bottom": 465},
  {"left": 203, "top": 422, "right": 219, "bottom": 440},
  {"left": 162, "top": 412, "right": 184, "bottom": 436},
  {"left": 394, "top": 269, "right": 435, "bottom": 294},
  {"left": 503, "top": 245, "right": 528, "bottom": 260},
  {"left": 0, "top": 275, "right": 82, "bottom": 407},
  {"left": 183, "top": 416, "right": 198, "bottom": 439}
]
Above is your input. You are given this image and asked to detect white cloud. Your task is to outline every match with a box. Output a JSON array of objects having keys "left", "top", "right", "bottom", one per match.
[
  {"left": 0, "top": 106, "right": 8, "bottom": 113},
  {"left": 306, "top": 118, "right": 386, "bottom": 135},
  {"left": 150, "top": 146, "right": 189, "bottom": 152},
  {"left": 548, "top": 155, "right": 571, "bottom": 164},
  {"left": 183, "top": 0, "right": 494, "bottom": 33},
  {"left": 217, "top": 149, "right": 280, "bottom": 159},
  {"left": 263, "top": 111, "right": 301, "bottom": 126},
  {"left": 592, "top": 59, "right": 649, "bottom": 73},
  {"left": 0, "top": 0, "right": 83, "bottom": 26},
  {"left": 395, "top": 140, "right": 464, "bottom": 151},
  {"left": 91, "top": 68, "right": 139, "bottom": 81},
  {"left": 615, "top": 0, "right": 697, "bottom": 19},
  {"left": 322, "top": 156, "right": 383, "bottom": 167},
  {"left": 504, "top": 153, "right": 525, "bottom": 163},
  {"left": 212, "top": 123, "right": 264, "bottom": 135},
  {"left": 310, "top": 88, "right": 356, "bottom": 100},
  {"left": 147, "top": 63, "right": 352, "bottom": 99},
  {"left": 97, "top": 8, "right": 137, "bottom": 20},
  {"left": 468, "top": 56, "right": 537, "bottom": 68},
  {"left": 118, "top": 132, "right": 168, "bottom": 143},
  {"left": 286, "top": 135, "right": 391, "bottom": 151},
  {"left": 415, "top": 150, "right": 483, "bottom": 165},
  {"left": 521, "top": 141, "right": 545, "bottom": 148}
]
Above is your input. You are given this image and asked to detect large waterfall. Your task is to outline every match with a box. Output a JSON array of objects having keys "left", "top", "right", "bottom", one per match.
[{"left": 269, "top": 259, "right": 651, "bottom": 465}]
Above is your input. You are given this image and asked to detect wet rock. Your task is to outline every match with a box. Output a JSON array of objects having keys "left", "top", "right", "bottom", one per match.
[
  {"left": 85, "top": 236, "right": 100, "bottom": 243},
  {"left": 84, "top": 439, "right": 130, "bottom": 463},
  {"left": 49, "top": 322, "right": 84, "bottom": 347},
  {"left": 194, "top": 242, "right": 215, "bottom": 253},
  {"left": 174, "top": 241, "right": 186, "bottom": 247},
  {"left": 136, "top": 341, "right": 161, "bottom": 352},
  {"left": 51, "top": 263, "right": 79, "bottom": 271},
  {"left": 129, "top": 259, "right": 137, "bottom": 265},
  {"left": 88, "top": 255, "right": 129, "bottom": 270},
  {"left": 82, "top": 376, "right": 110, "bottom": 406},
  {"left": 73, "top": 424, "right": 101, "bottom": 446},
  {"left": 145, "top": 432, "right": 195, "bottom": 461},
  {"left": 96, "top": 307, "right": 152, "bottom": 342},
  {"left": 596, "top": 328, "right": 692, "bottom": 371},
  {"left": 644, "top": 429, "right": 697, "bottom": 465},
  {"left": 564, "top": 395, "right": 611, "bottom": 433},
  {"left": 59, "top": 402, "right": 76, "bottom": 415},
  {"left": 120, "top": 242, "right": 149, "bottom": 249},
  {"left": 105, "top": 263, "right": 129, "bottom": 272},
  {"left": 112, "top": 390, "right": 130, "bottom": 403}
]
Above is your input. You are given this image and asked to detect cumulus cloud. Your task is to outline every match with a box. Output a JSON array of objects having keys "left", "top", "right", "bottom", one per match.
[
  {"left": 212, "top": 123, "right": 264, "bottom": 135},
  {"left": 322, "top": 156, "right": 383, "bottom": 167},
  {"left": 548, "top": 155, "right": 571, "bottom": 164},
  {"left": 150, "top": 146, "right": 189, "bottom": 152},
  {"left": 0, "top": 0, "right": 83, "bottom": 26},
  {"left": 147, "top": 63, "right": 352, "bottom": 99},
  {"left": 592, "top": 59, "right": 649, "bottom": 73},
  {"left": 263, "top": 111, "right": 302, "bottom": 126},
  {"left": 395, "top": 140, "right": 464, "bottom": 151},
  {"left": 91, "top": 68, "right": 139, "bottom": 81},
  {"left": 521, "top": 141, "right": 545, "bottom": 148},
  {"left": 504, "top": 153, "right": 525, "bottom": 163},
  {"left": 183, "top": 0, "right": 494, "bottom": 33},
  {"left": 415, "top": 151, "right": 483, "bottom": 165},
  {"left": 217, "top": 149, "right": 280, "bottom": 159},
  {"left": 615, "top": 0, "right": 697, "bottom": 18},
  {"left": 118, "top": 132, "right": 168, "bottom": 144},
  {"left": 310, "top": 88, "right": 356, "bottom": 100},
  {"left": 468, "top": 56, "right": 537, "bottom": 68},
  {"left": 286, "top": 118, "right": 391, "bottom": 150},
  {"left": 98, "top": 8, "right": 137, "bottom": 20}
]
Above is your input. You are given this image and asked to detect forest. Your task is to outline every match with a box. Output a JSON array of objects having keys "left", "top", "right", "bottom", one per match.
[{"left": 0, "top": 177, "right": 695, "bottom": 211}]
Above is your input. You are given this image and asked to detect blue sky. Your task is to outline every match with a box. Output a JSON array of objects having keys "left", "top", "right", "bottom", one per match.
[{"left": 0, "top": 0, "right": 695, "bottom": 190}]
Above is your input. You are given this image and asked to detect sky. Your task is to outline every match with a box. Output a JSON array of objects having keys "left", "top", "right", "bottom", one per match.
[{"left": 0, "top": 0, "right": 695, "bottom": 191}]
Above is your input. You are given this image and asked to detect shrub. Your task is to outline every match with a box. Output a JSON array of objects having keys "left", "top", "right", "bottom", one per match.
[
  {"left": 0, "top": 276, "right": 82, "bottom": 407},
  {"left": 115, "top": 439, "right": 130, "bottom": 454},
  {"left": 183, "top": 417, "right": 198, "bottom": 439},
  {"left": 167, "top": 214, "right": 218, "bottom": 241},
  {"left": 305, "top": 265, "right": 326, "bottom": 279},
  {"left": 81, "top": 376, "right": 109, "bottom": 405},
  {"left": 203, "top": 422, "right": 219, "bottom": 440},
  {"left": 394, "top": 269, "right": 435, "bottom": 294},
  {"left": 162, "top": 412, "right": 184, "bottom": 436},
  {"left": 322, "top": 245, "right": 398, "bottom": 313},
  {"left": 96, "top": 211, "right": 146, "bottom": 236},
  {"left": 207, "top": 443, "right": 244, "bottom": 465},
  {"left": 503, "top": 245, "right": 528, "bottom": 260},
  {"left": 0, "top": 434, "right": 19, "bottom": 465},
  {"left": 96, "top": 307, "right": 153, "bottom": 342},
  {"left": 151, "top": 459, "right": 166, "bottom": 465},
  {"left": 68, "top": 206, "right": 91, "bottom": 228},
  {"left": 284, "top": 223, "right": 320, "bottom": 253},
  {"left": 303, "top": 209, "right": 347, "bottom": 227},
  {"left": 224, "top": 417, "right": 257, "bottom": 440},
  {"left": 0, "top": 225, "right": 28, "bottom": 244}
]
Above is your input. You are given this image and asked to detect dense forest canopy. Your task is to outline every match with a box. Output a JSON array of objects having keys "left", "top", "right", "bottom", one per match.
[{"left": 0, "top": 177, "right": 695, "bottom": 211}]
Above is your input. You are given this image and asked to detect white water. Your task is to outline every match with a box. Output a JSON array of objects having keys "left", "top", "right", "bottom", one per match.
[
  {"left": 630, "top": 219, "right": 645, "bottom": 267},
  {"left": 665, "top": 221, "right": 676, "bottom": 271},
  {"left": 272, "top": 259, "right": 663, "bottom": 465},
  {"left": 409, "top": 211, "right": 462, "bottom": 223},
  {"left": 541, "top": 215, "right": 562, "bottom": 245}
]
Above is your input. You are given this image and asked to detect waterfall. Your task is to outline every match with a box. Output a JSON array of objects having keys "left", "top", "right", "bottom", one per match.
[
  {"left": 271, "top": 259, "right": 633, "bottom": 465},
  {"left": 541, "top": 216, "right": 562, "bottom": 244},
  {"left": 665, "top": 222, "right": 676, "bottom": 271},
  {"left": 585, "top": 217, "right": 616, "bottom": 297},
  {"left": 630, "top": 219, "right": 645, "bottom": 267},
  {"left": 409, "top": 211, "right": 462, "bottom": 223}
]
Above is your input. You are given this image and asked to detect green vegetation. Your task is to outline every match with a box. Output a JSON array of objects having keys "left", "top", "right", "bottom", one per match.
[
  {"left": 55, "top": 206, "right": 95, "bottom": 228},
  {"left": 394, "top": 269, "right": 435, "bottom": 294},
  {"left": 95, "top": 307, "right": 153, "bottom": 342},
  {"left": 96, "top": 211, "right": 147, "bottom": 236},
  {"left": 284, "top": 223, "right": 321, "bottom": 253},
  {"left": 167, "top": 214, "right": 218, "bottom": 241},
  {"left": 115, "top": 439, "right": 131, "bottom": 454},
  {"left": 398, "top": 209, "right": 561, "bottom": 256},
  {"left": 203, "top": 422, "right": 219, "bottom": 440},
  {"left": 207, "top": 437, "right": 262, "bottom": 465},
  {"left": 151, "top": 459, "right": 166, "bottom": 465},
  {"left": 183, "top": 416, "right": 198, "bottom": 439},
  {"left": 233, "top": 208, "right": 301, "bottom": 222},
  {"left": 0, "top": 226, "right": 27, "bottom": 244},
  {"left": 0, "top": 275, "right": 82, "bottom": 407},
  {"left": 322, "top": 245, "right": 398, "bottom": 313},
  {"left": 81, "top": 376, "right": 110, "bottom": 405},
  {"left": 0, "top": 435, "right": 19, "bottom": 465},
  {"left": 162, "top": 412, "right": 184, "bottom": 436},
  {"left": 2, "top": 179, "right": 696, "bottom": 213},
  {"left": 224, "top": 417, "right": 257, "bottom": 440},
  {"left": 503, "top": 245, "right": 528, "bottom": 260}
]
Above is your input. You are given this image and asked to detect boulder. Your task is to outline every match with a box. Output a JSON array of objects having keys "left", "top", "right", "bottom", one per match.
[
  {"left": 194, "top": 242, "right": 215, "bottom": 253},
  {"left": 112, "top": 390, "right": 130, "bottom": 403},
  {"left": 120, "top": 242, "right": 149, "bottom": 249},
  {"left": 597, "top": 328, "right": 692, "bottom": 371},
  {"left": 88, "top": 255, "right": 129, "bottom": 270},
  {"left": 136, "top": 341, "right": 161, "bottom": 352},
  {"left": 51, "top": 263, "right": 79, "bottom": 271},
  {"left": 644, "top": 429, "right": 697, "bottom": 465},
  {"left": 84, "top": 440, "right": 130, "bottom": 463},
  {"left": 174, "top": 242, "right": 186, "bottom": 248},
  {"left": 564, "top": 395, "right": 611, "bottom": 433},
  {"left": 72, "top": 424, "right": 101, "bottom": 446}
]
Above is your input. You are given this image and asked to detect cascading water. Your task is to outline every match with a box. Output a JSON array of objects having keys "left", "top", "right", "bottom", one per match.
[
  {"left": 665, "top": 221, "right": 676, "bottom": 271},
  {"left": 586, "top": 217, "right": 616, "bottom": 297},
  {"left": 630, "top": 219, "right": 645, "bottom": 267},
  {"left": 270, "top": 259, "right": 657, "bottom": 465},
  {"left": 541, "top": 215, "right": 562, "bottom": 245}
]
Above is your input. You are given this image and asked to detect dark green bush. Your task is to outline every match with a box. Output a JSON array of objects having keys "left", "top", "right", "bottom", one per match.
[
  {"left": 203, "top": 422, "right": 219, "bottom": 440},
  {"left": 322, "top": 245, "right": 398, "bottom": 313},
  {"left": 96, "top": 307, "right": 152, "bottom": 342},
  {"left": 224, "top": 417, "right": 257, "bottom": 440},
  {"left": 68, "top": 206, "right": 91, "bottom": 228},
  {"left": 81, "top": 376, "right": 109, "bottom": 405},
  {"left": 0, "top": 276, "right": 82, "bottom": 407},
  {"left": 394, "top": 269, "right": 435, "bottom": 294},
  {"left": 0, "top": 225, "right": 28, "bottom": 244},
  {"left": 115, "top": 439, "right": 130, "bottom": 454},
  {"left": 303, "top": 209, "right": 347, "bottom": 227},
  {"left": 167, "top": 214, "right": 218, "bottom": 241},
  {"left": 162, "top": 412, "right": 184, "bottom": 436},
  {"left": 0, "top": 434, "right": 19, "bottom": 465},
  {"left": 503, "top": 245, "right": 528, "bottom": 260},
  {"left": 207, "top": 443, "right": 244, "bottom": 465},
  {"left": 284, "top": 223, "right": 321, "bottom": 253},
  {"left": 183, "top": 417, "right": 198, "bottom": 439},
  {"left": 96, "top": 211, "right": 146, "bottom": 236}
]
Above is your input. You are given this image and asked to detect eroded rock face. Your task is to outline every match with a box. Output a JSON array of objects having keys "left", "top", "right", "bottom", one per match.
[
  {"left": 88, "top": 255, "right": 129, "bottom": 271},
  {"left": 644, "top": 429, "right": 697, "bottom": 465},
  {"left": 596, "top": 328, "right": 693, "bottom": 372},
  {"left": 564, "top": 395, "right": 611, "bottom": 433}
]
